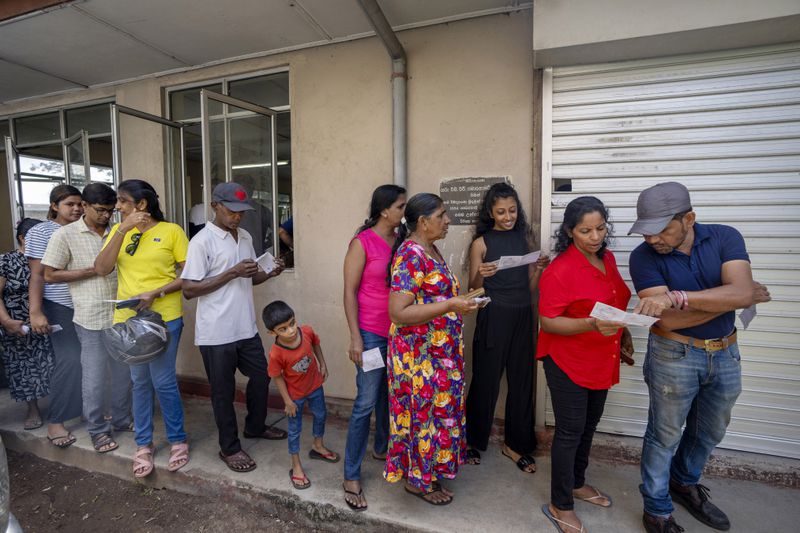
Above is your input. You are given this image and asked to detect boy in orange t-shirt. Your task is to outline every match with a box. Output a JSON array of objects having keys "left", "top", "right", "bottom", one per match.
[{"left": 263, "top": 300, "right": 339, "bottom": 489}]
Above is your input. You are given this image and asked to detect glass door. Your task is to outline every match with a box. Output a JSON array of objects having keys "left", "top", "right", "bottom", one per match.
[
  {"left": 110, "top": 105, "right": 186, "bottom": 227},
  {"left": 200, "top": 90, "right": 278, "bottom": 255},
  {"left": 4, "top": 136, "right": 70, "bottom": 224},
  {"left": 4, "top": 136, "right": 21, "bottom": 231},
  {"left": 65, "top": 130, "right": 91, "bottom": 190}
]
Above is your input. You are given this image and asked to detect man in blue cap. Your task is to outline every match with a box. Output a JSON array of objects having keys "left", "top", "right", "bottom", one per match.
[
  {"left": 181, "top": 182, "right": 286, "bottom": 473},
  {"left": 628, "top": 182, "right": 771, "bottom": 533}
]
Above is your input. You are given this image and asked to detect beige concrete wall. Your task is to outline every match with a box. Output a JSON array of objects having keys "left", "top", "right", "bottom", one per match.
[
  {"left": 0, "top": 12, "right": 535, "bottom": 414},
  {"left": 533, "top": 0, "right": 800, "bottom": 66},
  {"left": 534, "top": 0, "right": 800, "bottom": 50}
]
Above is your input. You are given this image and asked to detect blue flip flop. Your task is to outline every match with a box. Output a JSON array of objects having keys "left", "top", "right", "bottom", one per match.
[{"left": 541, "top": 504, "right": 585, "bottom": 533}]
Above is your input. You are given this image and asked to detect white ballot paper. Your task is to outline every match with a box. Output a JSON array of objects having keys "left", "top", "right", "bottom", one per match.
[
  {"left": 590, "top": 302, "right": 660, "bottom": 328},
  {"left": 361, "top": 347, "right": 385, "bottom": 373},
  {"left": 493, "top": 250, "right": 541, "bottom": 271},
  {"left": 739, "top": 305, "right": 757, "bottom": 330},
  {"left": 21, "top": 324, "right": 62, "bottom": 335},
  {"left": 256, "top": 251, "right": 277, "bottom": 273}
]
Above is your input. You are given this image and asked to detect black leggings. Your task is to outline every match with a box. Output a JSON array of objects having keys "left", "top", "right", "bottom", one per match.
[
  {"left": 543, "top": 356, "right": 608, "bottom": 510},
  {"left": 42, "top": 299, "right": 83, "bottom": 424}
]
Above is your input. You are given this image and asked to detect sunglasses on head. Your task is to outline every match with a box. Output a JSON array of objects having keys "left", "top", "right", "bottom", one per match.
[{"left": 125, "top": 232, "right": 142, "bottom": 256}]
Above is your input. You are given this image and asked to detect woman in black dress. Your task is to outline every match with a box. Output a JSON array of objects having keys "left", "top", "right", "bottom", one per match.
[
  {"left": 0, "top": 218, "right": 54, "bottom": 430},
  {"left": 465, "top": 183, "right": 549, "bottom": 472}
]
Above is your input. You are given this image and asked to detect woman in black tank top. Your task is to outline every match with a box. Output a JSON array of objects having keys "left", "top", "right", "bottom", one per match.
[{"left": 464, "top": 182, "right": 549, "bottom": 473}]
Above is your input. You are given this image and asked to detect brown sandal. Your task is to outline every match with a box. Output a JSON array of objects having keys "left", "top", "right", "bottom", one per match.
[{"left": 219, "top": 450, "right": 256, "bottom": 472}]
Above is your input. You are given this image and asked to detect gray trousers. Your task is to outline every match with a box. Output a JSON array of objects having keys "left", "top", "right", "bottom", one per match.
[{"left": 75, "top": 324, "right": 132, "bottom": 436}]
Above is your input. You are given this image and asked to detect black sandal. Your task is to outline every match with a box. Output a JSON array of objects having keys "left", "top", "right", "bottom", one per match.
[
  {"left": 92, "top": 432, "right": 119, "bottom": 453},
  {"left": 404, "top": 485, "right": 453, "bottom": 506},
  {"left": 502, "top": 449, "right": 536, "bottom": 473},
  {"left": 342, "top": 484, "right": 367, "bottom": 512},
  {"left": 466, "top": 448, "right": 481, "bottom": 465}
]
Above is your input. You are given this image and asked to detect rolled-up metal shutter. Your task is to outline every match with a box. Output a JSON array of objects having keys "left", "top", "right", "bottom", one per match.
[{"left": 540, "top": 43, "right": 800, "bottom": 458}]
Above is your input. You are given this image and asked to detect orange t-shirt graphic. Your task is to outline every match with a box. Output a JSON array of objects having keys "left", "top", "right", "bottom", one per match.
[{"left": 267, "top": 325, "right": 324, "bottom": 400}]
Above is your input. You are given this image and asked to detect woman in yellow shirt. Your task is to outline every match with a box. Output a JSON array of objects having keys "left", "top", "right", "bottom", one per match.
[{"left": 95, "top": 179, "right": 189, "bottom": 478}]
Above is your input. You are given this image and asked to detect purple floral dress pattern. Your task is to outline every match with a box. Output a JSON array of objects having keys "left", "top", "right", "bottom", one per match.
[{"left": 383, "top": 240, "right": 467, "bottom": 491}]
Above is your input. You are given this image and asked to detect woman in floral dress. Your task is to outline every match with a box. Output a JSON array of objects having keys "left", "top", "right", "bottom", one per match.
[
  {"left": 0, "top": 218, "right": 54, "bottom": 430},
  {"left": 384, "top": 193, "right": 478, "bottom": 505}
]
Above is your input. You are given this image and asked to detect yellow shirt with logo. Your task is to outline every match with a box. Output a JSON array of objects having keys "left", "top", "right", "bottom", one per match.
[{"left": 103, "top": 221, "right": 188, "bottom": 324}]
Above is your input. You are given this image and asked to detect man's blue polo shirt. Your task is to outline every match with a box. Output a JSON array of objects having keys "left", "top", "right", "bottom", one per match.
[{"left": 629, "top": 222, "right": 749, "bottom": 340}]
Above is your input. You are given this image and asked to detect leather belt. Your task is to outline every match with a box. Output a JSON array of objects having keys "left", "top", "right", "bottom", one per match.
[{"left": 650, "top": 326, "right": 737, "bottom": 352}]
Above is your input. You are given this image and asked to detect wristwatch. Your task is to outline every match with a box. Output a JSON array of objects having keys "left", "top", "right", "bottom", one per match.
[{"left": 158, "top": 290, "right": 166, "bottom": 299}]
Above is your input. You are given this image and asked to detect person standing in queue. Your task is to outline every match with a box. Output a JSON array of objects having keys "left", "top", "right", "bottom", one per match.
[
  {"left": 537, "top": 196, "right": 634, "bottom": 533},
  {"left": 182, "top": 182, "right": 287, "bottom": 474},
  {"left": 464, "top": 182, "right": 549, "bottom": 473},
  {"left": 342, "top": 184, "right": 406, "bottom": 511},
  {"left": 0, "top": 218, "right": 54, "bottom": 431},
  {"left": 42, "top": 183, "right": 132, "bottom": 454},
  {"left": 26, "top": 185, "right": 84, "bottom": 448},
  {"left": 629, "top": 182, "right": 770, "bottom": 533},
  {"left": 94, "top": 179, "right": 189, "bottom": 478},
  {"left": 384, "top": 193, "right": 478, "bottom": 506}
]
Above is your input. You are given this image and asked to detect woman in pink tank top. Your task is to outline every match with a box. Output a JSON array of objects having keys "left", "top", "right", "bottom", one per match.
[{"left": 342, "top": 184, "right": 406, "bottom": 511}]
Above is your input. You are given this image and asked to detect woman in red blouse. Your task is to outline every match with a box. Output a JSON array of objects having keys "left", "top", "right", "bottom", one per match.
[{"left": 537, "top": 196, "right": 634, "bottom": 533}]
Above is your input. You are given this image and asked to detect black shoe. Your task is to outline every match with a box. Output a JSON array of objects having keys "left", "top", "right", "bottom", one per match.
[
  {"left": 669, "top": 481, "right": 731, "bottom": 531},
  {"left": 643, "top": 512, "right": 685, "bottom": 533}
]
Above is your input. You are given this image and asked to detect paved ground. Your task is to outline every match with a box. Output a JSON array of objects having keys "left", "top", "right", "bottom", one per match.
[{"left": 2, "top": 394, "right": 798, "bottom": 532}]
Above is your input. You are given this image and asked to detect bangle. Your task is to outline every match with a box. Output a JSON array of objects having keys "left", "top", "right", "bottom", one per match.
[
  {"left": 681, "top": 290, "right": 688, "bottom": 310},
  {"left": 665, "top": 291, "right": 678, "bottom": 308}
]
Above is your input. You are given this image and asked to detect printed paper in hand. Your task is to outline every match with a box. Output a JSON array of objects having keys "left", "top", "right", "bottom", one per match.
[
  {"left": 739, "top": 305, "right": 757, "bottom": 330},
  {"left": 256, "top": 251, "right": 277, "bottom": 273},
  {"left": 361, "top": 347, "right": 385, "bottom": 373},
  {"left": 590, "top": 302, "right": 660, "bottom": 328},
  {"left": 21, "top": 324, "right": 63, "bottom": 335},
  {"left": 494, "top": 250, "right": 541, "bottom": 271}
]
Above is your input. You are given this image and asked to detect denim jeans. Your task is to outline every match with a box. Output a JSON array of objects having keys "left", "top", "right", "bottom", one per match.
[
  {"left": 75, "top": 324, "right": 132, "bottom": 437},
  {"left": 343, "top": 329, "right": 389, "bottom": 481},
  {"left": 640, "top": 333, "right": 742, "bottom": 517},
  {"left": 287, "top": 386, "right": 327, "bottom": 455},
  {"left": 130, "top": 318, "right": 187, "bottom": 447}
]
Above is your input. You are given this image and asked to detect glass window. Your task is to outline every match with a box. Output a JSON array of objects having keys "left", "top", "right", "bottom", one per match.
[
  {"left": 169, "top": 83, "right": 223, "bottom": 121},
  {"left": 169, "top": 72, "right": 292, "bottom": 264},
  {"left": 14, "top": 112, "right": 60, "bottom": 144},
  {"left": 65, "top": 104, "right": 111, "bottom": 136},
  {"left": 229, "top": 72, "right": 289, "bottom": 109},
  {"left": 88, "top": 138, "right": 114, "bottom": 182}
]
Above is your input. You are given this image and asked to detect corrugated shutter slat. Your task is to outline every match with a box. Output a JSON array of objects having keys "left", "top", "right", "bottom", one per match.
[{"left": 546, "top": 44, "right": 800, "bottom": 459}]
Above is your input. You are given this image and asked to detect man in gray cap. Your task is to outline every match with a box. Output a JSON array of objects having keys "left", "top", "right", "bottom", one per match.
[
  {"left": 628, "top": 182, "right": 770, "bottom": 533},
  {"left": 181, "top": 182, "right": 286, "bottom": 473}
]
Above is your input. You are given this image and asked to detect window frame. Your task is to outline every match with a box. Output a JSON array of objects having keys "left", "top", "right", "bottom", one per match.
[{"left": 165, "top": 68, "right": 291, "bottom": 261}]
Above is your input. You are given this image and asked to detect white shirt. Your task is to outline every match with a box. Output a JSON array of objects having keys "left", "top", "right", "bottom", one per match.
[{"left": 181, "top": 222, "right": 258, "bottom": 345}]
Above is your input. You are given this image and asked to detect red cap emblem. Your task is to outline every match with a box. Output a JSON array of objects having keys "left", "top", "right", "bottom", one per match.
[{"left": 235, "top": 189, "right": 247, "bottom": 201}]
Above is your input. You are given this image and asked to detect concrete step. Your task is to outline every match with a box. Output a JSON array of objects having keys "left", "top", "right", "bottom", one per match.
[{"left": 2, "top": 395, "right": 799, "bottom": 532}]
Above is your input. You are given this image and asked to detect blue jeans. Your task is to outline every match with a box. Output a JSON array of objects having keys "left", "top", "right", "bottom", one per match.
[
  {"left": 640, "top": 333, "right": 742, "bottom": 517},
  {"left": 130, "top": 318, "right": 187, "bottom": 447},
  {"left": 343, "top": 329, "right": 389, "bottom": 481},
  {"left": 287, "top": 386, "right": 327, "bottom": 455}
]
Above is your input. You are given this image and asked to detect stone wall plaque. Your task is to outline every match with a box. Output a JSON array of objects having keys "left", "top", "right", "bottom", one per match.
[{"left": 439, "top": 176, "right": 509, "bottom": 225}]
